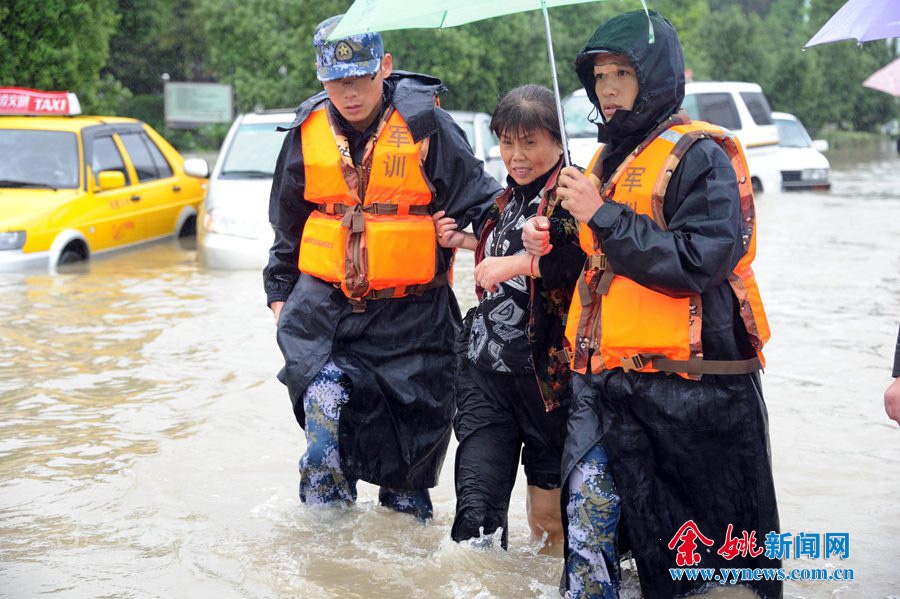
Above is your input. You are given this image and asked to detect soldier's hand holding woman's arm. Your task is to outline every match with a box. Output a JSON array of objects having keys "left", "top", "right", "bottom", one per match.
[{"left": 433, "top": 210, "right": 478, "bottom": 250}]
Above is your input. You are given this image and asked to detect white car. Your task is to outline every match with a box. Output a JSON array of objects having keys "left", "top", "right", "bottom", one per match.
[
  {"left": 771, "top": 111, "right": 831, "bottom": 191},
  {"left": 197, "top": 110, "right": 293, "bottom": 270},
  {"left": 562, "top": 81, "right": 782, "bottom": 193},
  {"left": 447, "top": 110, "right": 507, "bottom": 183}
]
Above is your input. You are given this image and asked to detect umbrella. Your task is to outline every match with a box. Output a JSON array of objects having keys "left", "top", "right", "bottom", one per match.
[
  {"left": 863, "top": 56, "right": 900, "bottom": 97},
  {"left": 804, "top": 0, "right": 900, "bottom": 48},
  {"left": 328, "top": 0, "right": 653, "bottom": 167}
]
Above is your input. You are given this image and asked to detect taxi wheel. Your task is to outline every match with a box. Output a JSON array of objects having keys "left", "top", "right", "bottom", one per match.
[
  {"left": 58, "top": 248, "right": 86, "bottom": 265},
  {"left": 178, "top": 215, "right": 197, "bottom": 238}
]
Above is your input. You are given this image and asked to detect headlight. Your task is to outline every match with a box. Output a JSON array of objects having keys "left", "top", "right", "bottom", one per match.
[
  {"left": 801, "top": 168, "right": 829, "bottom": 181},
  {"left": 204, "top": 209, "right": 268, "bottom": 239},
  {"left": 0, "top": 231, "right": 26, "bottom": 250}
]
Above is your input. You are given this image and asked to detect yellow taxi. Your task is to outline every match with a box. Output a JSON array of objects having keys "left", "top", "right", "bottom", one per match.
[{"left": 0, "top": 87, "right": 209, "bottom": 271}]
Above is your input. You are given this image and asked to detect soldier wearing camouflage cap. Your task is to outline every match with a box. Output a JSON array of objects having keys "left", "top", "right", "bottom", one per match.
[{"left": 264, "top": 14, "right": 502, "bottom": 521}]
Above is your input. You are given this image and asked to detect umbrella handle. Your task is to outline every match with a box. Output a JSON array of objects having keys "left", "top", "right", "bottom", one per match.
[{"left": 541, "top": 1, "right": 571, "bottom": 169}]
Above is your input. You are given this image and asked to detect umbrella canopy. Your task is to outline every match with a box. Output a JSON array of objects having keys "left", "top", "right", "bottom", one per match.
[
  {"left": 329, "top": 0, "right": 652, "bottom": 167},
  {"left": 863, "top": 57, "right": 900, "bottom": 97},
  {"left": 330, "top": 0, "right": 612, "bottom": 35},
  {"left": 804, "top": 0, "right": 900, "bottom": 48}
]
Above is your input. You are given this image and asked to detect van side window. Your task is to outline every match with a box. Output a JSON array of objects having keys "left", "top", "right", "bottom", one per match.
[
  {"left": 693, "top": 93, "right": 741, "bottom": 131},
  {"left": 91, "top": 136, "right": 130, "bottom": 186},
  {"left": 740, "top": 92, "right": 774, "bottom": 126},
  {"left": 120, "top": 132, "right": 174, "bottom": 182}
]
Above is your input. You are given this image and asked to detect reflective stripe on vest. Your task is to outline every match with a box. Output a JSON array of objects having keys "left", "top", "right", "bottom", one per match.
[
  {"left": 565, "top": 120, "right": 770, "bottom": 379},
  {"left": 298, "top": 107, "right": 437, "bottom": 299}
]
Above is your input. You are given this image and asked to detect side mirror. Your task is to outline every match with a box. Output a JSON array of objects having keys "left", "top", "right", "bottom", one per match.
[
  {"left": 812, "top": 139, "right": 829, "bottom": 153},
  {"left": 184, "top": 158, "right": 210, "bottom": 178},
  {"left": 97, "top": 170, "right": 126, "bottom": 190},
  {"left": 487, "top": 145, "right": 502, "bottom": 160}
]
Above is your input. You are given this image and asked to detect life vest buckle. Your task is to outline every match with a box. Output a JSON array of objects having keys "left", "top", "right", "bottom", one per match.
[
  {"left": 620, "top": 354, "right": 645, "bottom": 372},
  {"left": 588, "top": 253, "right": 608, "bottom": 271},
  {"left": 349, "top": 297, "right": 367, "bottom": 313},
  {"left": 555, "top": 347, "right": 572, "bottom": 364}
]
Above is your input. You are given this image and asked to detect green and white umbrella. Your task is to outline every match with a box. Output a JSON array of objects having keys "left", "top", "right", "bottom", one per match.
[{"left": 329, "top": 0, "right": 652, "bottom": 167}]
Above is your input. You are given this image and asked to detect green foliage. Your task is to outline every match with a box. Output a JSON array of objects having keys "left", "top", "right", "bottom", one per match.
[
  {"left": 118, "top": 94, "right": 165, "bottom": 130},
  {"left": 4, "top": 0, "right": 898, "bottom": 140},
  {"left": 0, "top": 0, "right": 119, "bottom": 113},
  {"left": 104, "top": 0, "right": 210, "bottom": 95},
  {"left": 817, "top": 128, "right": 884, "bottom": 149},
  {"left": 199, "top": 0, "right": 347, "bottom": 112}
]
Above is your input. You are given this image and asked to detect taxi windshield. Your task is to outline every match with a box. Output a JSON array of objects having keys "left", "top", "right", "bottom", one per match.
[
  {"left": 0, "top": 129, "right": 80, "bottom": 189},
  {"left": 220, "top": 123, "right": 289, "bottom": 178}
]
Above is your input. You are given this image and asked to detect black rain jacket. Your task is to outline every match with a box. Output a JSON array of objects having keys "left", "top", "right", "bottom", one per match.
[
  {"left": 264, "top": 71, "right": 501, "bottom": 490},
  {"left": 562, "top": 11, "right": 782, "bottom": 599}
]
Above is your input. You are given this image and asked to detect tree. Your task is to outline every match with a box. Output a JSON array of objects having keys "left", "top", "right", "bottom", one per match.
[
  {"left": 104, "top": 0, "right": 209, "bottom": 95},
  {"left": 199, "top": 0, "right": 347, "bottom": 113},
  {"left": 0, "top": 0, "right": 119, "bottom": 113}
]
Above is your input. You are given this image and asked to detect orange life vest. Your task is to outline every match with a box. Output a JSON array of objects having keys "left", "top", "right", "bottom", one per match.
[
  {"left": 298, "top": 105, "right": 440, "bottom": 301},
  {"left": 565, "top": 119, "right": 770, "bottom": 379}
]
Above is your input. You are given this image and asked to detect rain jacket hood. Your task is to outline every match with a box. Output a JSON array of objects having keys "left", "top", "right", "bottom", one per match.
[{"left": 575, "top": 10, "right": 685, "bottom": 144}]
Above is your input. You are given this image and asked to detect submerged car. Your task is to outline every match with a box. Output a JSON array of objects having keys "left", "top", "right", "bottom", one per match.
[
  {"left": 772, "top": 111, "right": 831, "bottom": 191},
  {"left": 447, "top": 110, "right": 507, "bottom": 183},
  {"left": 563, "top": 81, "right": 782, "bottom": 193},
  {"left": 197, "top": 110, "right": 292, "bottom": 270},
  {"left": 0, "top": 88, "right": 209, "bottom": 272}
]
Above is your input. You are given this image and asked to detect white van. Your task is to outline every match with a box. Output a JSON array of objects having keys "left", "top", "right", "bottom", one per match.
[
  {"left": 562, "top": 81, "right": 781, "bottom": 193},
  {"left": 682, "top": 81, "right": 780, "bottom": 193},
  {"left": 197, "top": 110, "right": 293, "bottom": 270}
]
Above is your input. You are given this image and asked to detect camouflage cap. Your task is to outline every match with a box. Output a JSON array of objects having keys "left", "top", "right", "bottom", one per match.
[{"left": 314, "top": 15, "right": 384, "bottom": 82}]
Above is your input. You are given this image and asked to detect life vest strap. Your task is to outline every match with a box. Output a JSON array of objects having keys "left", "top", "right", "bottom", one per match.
[
  {"left": 316, "top": 203, "right": 431, "bottom": 216},
  {"left": 344, "top": 271, "right": 450, "bottom": 312},
  {"left": 595, "top": 268, "right": 615, "bottom": 296},
  {"left": 622, "top": 354, "right": 763, "bottom": 375}
]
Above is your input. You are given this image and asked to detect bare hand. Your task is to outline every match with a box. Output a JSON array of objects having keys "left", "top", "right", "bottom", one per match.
[
  {"left": 885, "top": 378, "right": 900, "bottom": 426},
  {"left": 523, "top": 216, "right": 552, "bottom": 256},
  {"left": 557, "top": 166, "right": 603, "bottom": 224},
  {"left": 433, "top": 210, "right": 476, "bottom": 250},
  {"left": 271, "top": 301, "right": 284, "bottom": 325},
  {"left": 474, "top": 256, "right": 527, "bottom": 293}
]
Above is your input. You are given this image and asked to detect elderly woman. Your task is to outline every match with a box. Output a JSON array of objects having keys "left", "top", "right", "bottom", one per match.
[{"left": 434, "top": 84, "right": 584, "bottom": 551}]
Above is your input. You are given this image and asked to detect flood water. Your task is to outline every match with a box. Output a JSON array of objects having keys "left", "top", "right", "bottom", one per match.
[{"left": 1, "top": 143, "right": 898, "bottom": 598}]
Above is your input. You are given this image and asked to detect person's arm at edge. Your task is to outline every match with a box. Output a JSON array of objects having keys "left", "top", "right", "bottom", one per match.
[{"left": 885, "top": 324, "right": 900, "bottom": 426}]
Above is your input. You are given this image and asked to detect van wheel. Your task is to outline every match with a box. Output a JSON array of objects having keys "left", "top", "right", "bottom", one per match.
[{"left": 751, "top": 178, "right": 763, "bottom": 193}]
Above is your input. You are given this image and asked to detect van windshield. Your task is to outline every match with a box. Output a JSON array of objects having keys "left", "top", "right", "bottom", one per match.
[
  {"left": 740, "top": 92, "right": 774, "bottom": 126},
  {"left": 0, "top": 130, "right": 79, "bottom": 189},
  {"left": 220, "top": 122, "right": 290, "bottom": 178}
]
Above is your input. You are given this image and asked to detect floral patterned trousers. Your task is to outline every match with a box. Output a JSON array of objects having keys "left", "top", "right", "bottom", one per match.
[{"left": 298, "top": 360, "right": 433, "bottom": 521}]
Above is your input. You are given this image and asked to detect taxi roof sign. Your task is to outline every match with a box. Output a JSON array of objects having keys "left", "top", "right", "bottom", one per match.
[{"left": 0, "top": 87, "right": 81, "bottom": 116}]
